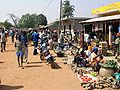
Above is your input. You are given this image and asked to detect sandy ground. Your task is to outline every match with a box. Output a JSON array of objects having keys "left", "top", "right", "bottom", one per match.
[{"left": 0, "top": 38, "right": 85, "bottom": 90}]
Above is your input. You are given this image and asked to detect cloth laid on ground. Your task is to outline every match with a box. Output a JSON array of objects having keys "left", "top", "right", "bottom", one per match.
[{"left": 77, "top": 74, "right": 98, "bottom": 83}]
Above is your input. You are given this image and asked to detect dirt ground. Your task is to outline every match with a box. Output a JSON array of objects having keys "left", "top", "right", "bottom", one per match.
[{"left": 0, "top": 38, "right": 85, "bottom": 90}]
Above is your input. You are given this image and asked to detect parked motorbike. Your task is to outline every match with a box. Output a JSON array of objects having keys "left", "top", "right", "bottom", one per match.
[{"left": 38, "top": 37, "right": 55, "bottom": 68}]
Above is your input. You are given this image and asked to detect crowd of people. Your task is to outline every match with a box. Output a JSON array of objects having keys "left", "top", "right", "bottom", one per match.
[
  {"left": 0, "top": 28, "right": 120, "bottom": 69},
  {"left": 0, "top": 27, "right": 120, "bottom": 88},
  {"left": 0, "top": 28, "right": 60, "bottom": 69}
]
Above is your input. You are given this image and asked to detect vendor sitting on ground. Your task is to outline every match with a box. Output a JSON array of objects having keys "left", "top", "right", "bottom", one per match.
[
  {"left": 90, "top": 47, "right": 103, "bottom": 71},
  {"left": 73, "top": 49, "right": 89, "bottom": 67},
  {"left": 84, "top": 46, "right": 92, "bottom": 62}
]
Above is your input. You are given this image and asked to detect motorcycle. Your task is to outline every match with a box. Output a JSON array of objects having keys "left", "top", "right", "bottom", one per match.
[{"left": 38, "top": 38, "right": 55, "bottom": 68}]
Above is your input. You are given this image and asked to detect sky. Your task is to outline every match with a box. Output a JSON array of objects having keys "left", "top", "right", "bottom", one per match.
[{"left": 0, "top": 0, "right": 120, "bottom": 24}]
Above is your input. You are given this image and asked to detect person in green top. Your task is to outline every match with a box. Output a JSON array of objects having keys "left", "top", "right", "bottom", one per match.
[{"left": 115, "top": 34, "right": 120, "bottom": 59}]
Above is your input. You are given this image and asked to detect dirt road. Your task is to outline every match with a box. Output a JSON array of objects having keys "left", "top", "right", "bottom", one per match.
[{"left": 0, "top": 38, "right": 84, "bottom": 90}]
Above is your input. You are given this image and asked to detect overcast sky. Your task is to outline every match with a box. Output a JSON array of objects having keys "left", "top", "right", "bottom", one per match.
[{"left": 0, "top": 0, "right": 120, "bottom": 24}]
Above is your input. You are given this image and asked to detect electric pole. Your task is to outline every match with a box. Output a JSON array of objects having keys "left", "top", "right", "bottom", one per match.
[{"left": 59, "top": 0, "right": 62, "bottom": 36}]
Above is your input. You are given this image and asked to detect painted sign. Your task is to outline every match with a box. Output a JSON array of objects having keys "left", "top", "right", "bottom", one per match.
[{"left": 92, "top": 2, "right": 120, "bottom": 15}]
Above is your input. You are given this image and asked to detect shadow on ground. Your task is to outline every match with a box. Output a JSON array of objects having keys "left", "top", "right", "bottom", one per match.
[
  {"left": 27, "top": 62, "right": 42, "bottom": 64},
  {"left": 6, "top": 50, "right": 15, "bottom": 52},
  {"left": 0, "top": 62, "right": 4, "bottom": 63},
  {"left": 0, "top": 85, "right": 24, "bottom": 90},
  {"left": 25, "top": 65, "right": 42, "bottom": 68},
  {"left": 51, "top": 62, "right": 62, "bottom": 69}
]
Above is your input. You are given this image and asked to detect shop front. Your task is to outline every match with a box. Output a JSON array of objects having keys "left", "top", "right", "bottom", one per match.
[{"left": 82, "top": 2, "right": 120, "bottom": 46}]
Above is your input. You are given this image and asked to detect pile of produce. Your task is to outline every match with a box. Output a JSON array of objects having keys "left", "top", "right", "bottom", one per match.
[
  {"left": 81, "top": 76, "right": 115, "bottom": 90},
  {"left": 100, "top": 60, "right": 118, "bottom": 70}
]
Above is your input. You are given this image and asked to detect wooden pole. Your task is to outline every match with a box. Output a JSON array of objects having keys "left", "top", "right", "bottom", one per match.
[
  {"left": 58, "top": 0, "right": 62, "bottom": 36},
  {"left": 105, "top": 22, "right": 107, "bottom": 41}
]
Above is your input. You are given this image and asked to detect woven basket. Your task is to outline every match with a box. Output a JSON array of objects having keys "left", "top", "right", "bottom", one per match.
[{"left": 99, "top": 67, "right": 114, "bottom": 77}]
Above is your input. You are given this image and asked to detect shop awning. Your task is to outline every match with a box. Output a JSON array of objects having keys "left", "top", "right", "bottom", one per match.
[{"left": 81, "top": 14, "right": 120, "bottom": 23}]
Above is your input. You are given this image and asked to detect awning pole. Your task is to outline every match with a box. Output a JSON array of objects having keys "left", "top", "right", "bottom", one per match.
[{"left": 105, "top": 22, "right": 107, "bottom": 41}]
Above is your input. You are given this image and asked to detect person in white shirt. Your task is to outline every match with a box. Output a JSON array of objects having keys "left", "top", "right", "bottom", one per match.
[
  {"left": 84, "top": 33, "right": 90, "bottom": 45},
  {"left": 84, "top": 46, "right": 92, "bottom": 61}
]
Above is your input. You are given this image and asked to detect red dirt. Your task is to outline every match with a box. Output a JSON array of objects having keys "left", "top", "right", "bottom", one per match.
[{"left": 0, "top": 38, "right": 85, "bottom": 90}]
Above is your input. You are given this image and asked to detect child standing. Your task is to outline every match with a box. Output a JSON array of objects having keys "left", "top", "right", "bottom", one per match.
[{"left": 15, "top": 40, "right": 24, "bottom": 69}]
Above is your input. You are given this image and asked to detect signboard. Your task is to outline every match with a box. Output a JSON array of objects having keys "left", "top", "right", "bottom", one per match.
[{"left": 92, "top": 2, "right": 120, "bottom": 15}]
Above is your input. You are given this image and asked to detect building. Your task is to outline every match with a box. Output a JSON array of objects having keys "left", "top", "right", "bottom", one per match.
[
  {"left": 62, "top": 17, "right": 90, "bottom": 32},
  {"left": 48, "top": 17, "right": 90, "bottom": 38}
]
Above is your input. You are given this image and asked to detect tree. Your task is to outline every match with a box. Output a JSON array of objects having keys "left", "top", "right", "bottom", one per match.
[
  {"left": 35, "top": 14, "right": 47, "bottom": 27},
  {"left": 0, "top": 22, "right": 4, "bottom": 28},
  {"left": 18, "top": 13, "right": 48, "bottom": 28},
  {"left": 18, "top": 13, "right": 34, "bottom": 28},
  {"left": 4, "top": 20, "right": 13, "bottom": 29},
  {"left": 51, "top": 21, "right": 59, "bottom": 27},
  {"left": 8, "top": 13, "right": 19, "bottom": 27},
  {"left": 62, "top": 0, "right": 75, "bottom": 18}
]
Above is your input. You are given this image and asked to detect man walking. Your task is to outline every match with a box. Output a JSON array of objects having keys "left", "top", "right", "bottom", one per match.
[
  {"left": 32, "top": 29, "right": 39, "bottom": 55},
  {"left": 0, "top": 28, "right": 6, "bottom": 52}
]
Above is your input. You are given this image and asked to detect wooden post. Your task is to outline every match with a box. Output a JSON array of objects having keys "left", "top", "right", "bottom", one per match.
[
  {"left": 105, "top": 22, "right": 107, "bottom": 41},
  {"left": 58, "top": 0, "right": 62, "bottom": 36}
]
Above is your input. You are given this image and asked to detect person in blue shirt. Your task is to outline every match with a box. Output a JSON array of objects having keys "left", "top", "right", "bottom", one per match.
[
  {"left": 20, "top": 30, "right": 28, "bottom": 63},
  {"left": 32, "top": 29, "right": 39, "bottom": 55}
]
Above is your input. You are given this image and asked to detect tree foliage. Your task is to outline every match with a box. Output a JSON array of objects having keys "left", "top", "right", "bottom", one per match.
[
  {"left": 51, "top": 21, "right": 59, "bottom": 27},
  {"left": 18, "top": 13, "right": 47, "bottom": 28},
  {"left": 62, "top": 0, "right": 75, "bottom": 18},
  {"left": 4, "top": 20, "right": 13, "bottom": 29},
  {"left": 0, "top": 21, "right": 13, "bottom": 29}
]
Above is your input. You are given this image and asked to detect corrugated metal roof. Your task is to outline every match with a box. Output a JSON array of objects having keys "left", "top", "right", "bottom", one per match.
[{"left": 81, "top": 14, "right": 120, "bottom": 23}]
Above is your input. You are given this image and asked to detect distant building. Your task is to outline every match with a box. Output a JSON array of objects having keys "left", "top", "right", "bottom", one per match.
[
  {"left": 62, "top": 17, "right": 91, "bottom": 33},
  {"left": 48, "top": 17, "right": 90, "bottom": 33}
]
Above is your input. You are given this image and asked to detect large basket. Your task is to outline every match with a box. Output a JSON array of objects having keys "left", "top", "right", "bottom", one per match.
[{"left": 99, "top": 67, "right": 114, "bottom": 77}]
